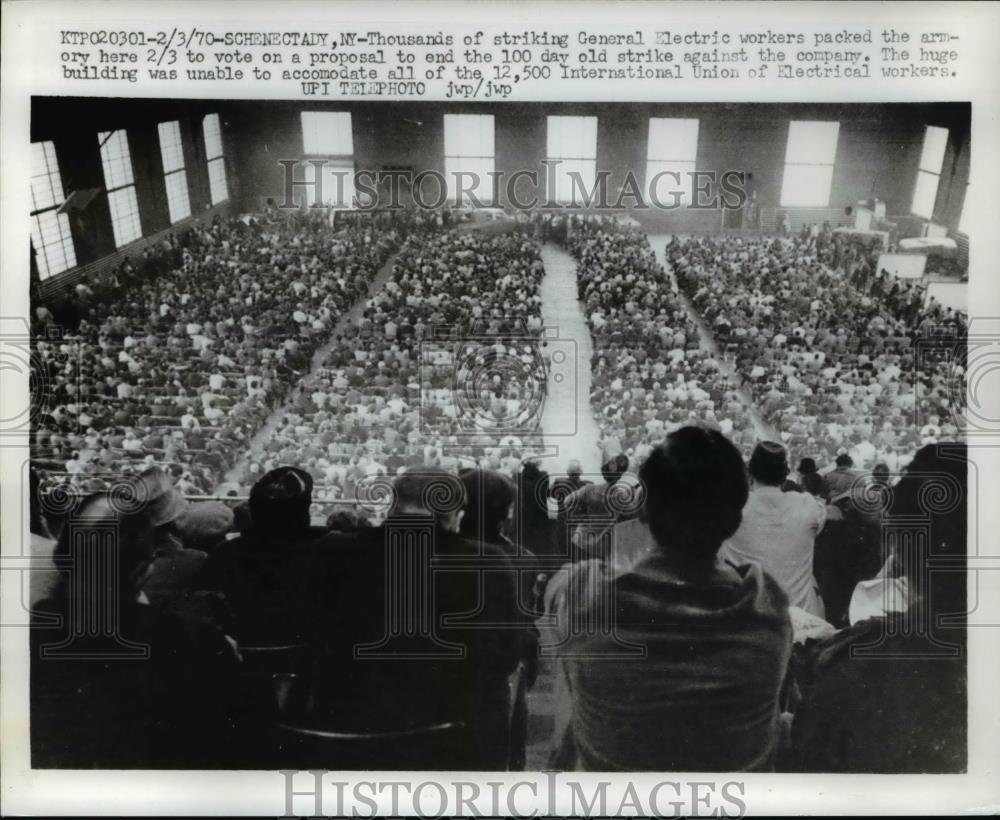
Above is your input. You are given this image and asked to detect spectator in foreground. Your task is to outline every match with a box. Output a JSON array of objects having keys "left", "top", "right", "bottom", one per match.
[
  {"left": 31, "top": 477, "right": 240, "bottom": 769},
  {"left": 544, "top": 427, "right": 792, "bottom": 771},
  {"left": 791, "top": 443, "right": 967, "bottom": 772},
  {"left": 560, "top": 453, "right": 630, "bottom": 561},
  {"left": 200, "top": 467, "right": 326, "bottom": 647},
  {"left": 294, "top": 467, "right": 523, "bottom": 769},
  {"left": 721, "top": 441, "right": 827, "bottom": 618},
  {"left": 825, "top": 453, "right": 861, "bottom": 498}
]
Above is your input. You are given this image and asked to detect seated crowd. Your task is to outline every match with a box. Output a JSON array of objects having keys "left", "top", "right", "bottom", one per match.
[
  {"left": 29, "top": 429, "right": 966, "bottom": 773},
  {"left": 565, "top": 217, "right": 760, "bottom": 462},
  {"left": 235, "top": 229, "right": 551, "bottom": 499},
  {"left": 30, "top": 211, "right": 400, "bottom": 499},
  {"left": 27, "top": 212, "right": 967, "bottom": 774},
  {"left": 671, "top": 233, "right": 966, "bottom": 470}
]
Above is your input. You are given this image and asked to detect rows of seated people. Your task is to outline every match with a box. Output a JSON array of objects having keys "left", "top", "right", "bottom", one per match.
[
  {"left": 563, "top": 217, "right": 760, "bottom": 460},
  {"left": 786, "top": 220, "right": 930, "bottom": 322},
  {"left": 233, "top": 228, "right": 550, "bottom": 497},
  {"left": 28, "top": 426, "right": 966, "bottom": 773},
  {"left": 670, "top": 233, "right": 966, "bottom": 471},
  {"left": 30, "top": 210, "right": 402, "bottom": 499}
]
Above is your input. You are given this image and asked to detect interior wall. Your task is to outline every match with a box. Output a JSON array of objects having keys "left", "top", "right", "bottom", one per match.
[
  {"left": 227, "top": 101, "right": 969, "bottom": 230},
  {"left": 30, "top": 98, "right": 970, "bottom": 282},
  {"left": 31, "top": 98, "right": 239, "bottom": 273}
]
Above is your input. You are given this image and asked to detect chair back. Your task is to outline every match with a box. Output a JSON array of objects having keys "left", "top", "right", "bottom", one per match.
[{"left": 269, "top": 673, "right": 468, "bottom": 769}]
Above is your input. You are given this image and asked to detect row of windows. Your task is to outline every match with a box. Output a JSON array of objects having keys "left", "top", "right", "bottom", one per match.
[
  {"left": 300, "top": 112, "right": 968, "bottom": 223},
  {"left": 30, "top": 113, "right": 229, "bottom": 280},
  {"left": 32, "top": 112, "right": 968, "bottom": 280}
]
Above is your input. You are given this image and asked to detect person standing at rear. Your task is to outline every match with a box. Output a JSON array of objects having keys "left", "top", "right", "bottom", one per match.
[{"left": 721, "top": 441, "right": 827, "bottom": 618}]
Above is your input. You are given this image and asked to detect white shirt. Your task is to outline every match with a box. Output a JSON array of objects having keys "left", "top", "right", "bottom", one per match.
[{"left": 721, "top": 485, "right": 827, "bottom": 617}]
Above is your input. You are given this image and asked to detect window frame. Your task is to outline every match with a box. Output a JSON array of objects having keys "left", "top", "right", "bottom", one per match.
[
  {"left": 203, "top": 113, "right": 229, "bottom": 206},
  {"left": 299, "top": 111, "right": 356, "bottom": 208},
  {"left": 911, "top": 125, "right": 949, "bottom": 220},
  {"left": 158, "top": 120, "right": 192, "bottom": 224},
  {"left": 98, "top": 128, "right": 143, "bottom": 248},
  {"left": 545, "top": 115, "right": 599, "bottom": 204},
  {"left": 30, "top": 140, "right": 77, "bottom": 280},
  {"left": 779, "top": 120, "right": 840, "bottom": 208},
  {"left": 646, "top": 117, "right": 700, "bottom": 207},
  {"left": 443, "top": 113, "right": 496, "bottom": 205}
]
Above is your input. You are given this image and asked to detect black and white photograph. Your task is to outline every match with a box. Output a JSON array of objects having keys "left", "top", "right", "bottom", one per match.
[
  {"left": 2, "top": 1, "right": 999, "bottom": 816},
  {"left": 23, "top": 97, "right": 972, "bottom": 772}
]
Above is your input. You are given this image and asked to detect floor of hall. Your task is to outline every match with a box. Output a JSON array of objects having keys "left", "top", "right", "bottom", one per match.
[{"left": 537, "top": 242, "right": 605, "bottom": 477}]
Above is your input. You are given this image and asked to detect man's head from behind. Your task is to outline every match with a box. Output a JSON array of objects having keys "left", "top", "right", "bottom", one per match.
[
  {"left": 748, "top": 441, "right": 789, "bottom": 487},
  {"left": 392, "top": 466, "right": 466, "bottom": 533},
  {"left": 640, "top": 426, "right": 749, "bottom": 563},
  {"left": 249, "top": 466, "right": 313, "bottom": 537},
  {"left": 601, "top": 453, "right": 629, "bottom": 485}
]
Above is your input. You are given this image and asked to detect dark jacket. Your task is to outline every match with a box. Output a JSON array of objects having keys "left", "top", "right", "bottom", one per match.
[
  {"left": 292, "top": 514, "right": 522, "bottom": 764},
  {"left": 31, "top": 598, "right": 240, "bottom": 769},
  {"left": 790, "top": 616, "right": 966, "bottom": 772},
  {"left": 199, "top": 525, "right": 328, "bottom": 646}
]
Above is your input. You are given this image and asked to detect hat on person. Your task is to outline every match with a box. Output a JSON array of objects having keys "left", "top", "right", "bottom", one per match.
[
  {"left": 82, "top": 477, "right": 109, "bottom": 493},
  {"left": 798, "top": 457, "right": 818, "bottom": 475},
  {"left": 175, "top": 501, "right": 234, "bottom": 550},
  {"left": 118, "top": 466, "right": 188, "bottom": 527}
]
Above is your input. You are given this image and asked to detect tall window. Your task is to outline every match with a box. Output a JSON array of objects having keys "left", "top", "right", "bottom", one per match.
[
  {"left": 646, "top": 118, "right": 699, "bottom": 206},
  {"left": 546, "top": 116, "right": 598, "bottom": 203},
  {"left": 912, "top": 125, "right": 948, "bottom": 219},
  {"left": 300, "top": 111, "right": 355, "bottom": 208},
  {"left": 444, "top": 114, "right": 495, "bottom": 204},
  {"left": 203, "top": 113, "right": 229, "bottom": 205},
  {"left": 98, "top": 129, "right": 142, "bottom": 247},
  {"left": 30, "top": 141, "right": 77, "bottom": 279},
  {"left": 780, "top": 121, "right": 840, "bottom": 208},
  {"left": 158, "top": 120, "right": 191, "bottom": 223}
]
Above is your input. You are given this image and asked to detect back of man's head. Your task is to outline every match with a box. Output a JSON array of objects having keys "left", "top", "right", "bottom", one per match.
[
  {"left": 640, "top": 426, "right": 748, "bottom": 563},
  {"left": 250, "top": 467, "right": 313, "bottom": 537},
  {"left": 392, "top": 466, "right": 466, "bottom": 531},
  {"left": 891, "top": 443, "right": 966, "bottom": 617},
  {"left": 747, "top": 441, "right": 789, "bottom": 486},
  {"left": 601, "top": 453, "right": 629, "bottom": 485}
]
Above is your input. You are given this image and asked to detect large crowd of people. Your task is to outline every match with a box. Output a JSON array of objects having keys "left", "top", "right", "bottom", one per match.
[
  {"left": 671, "top": 232, "right": 966, "bottom": 471},
  {"left": 27, "top": 208, "right": 968, "bottom": 775},
  {"left": 234, "top": 228, "right": 550, "bottom": 502},
  {"left": 30, "top": 211, "right": 400, "bottom": 499},
  {"left": 29, "top": 433, "right": 967, "bottom": 773},
  {"left": 566, "top": 218, "right": 760, "bottom": 460}
]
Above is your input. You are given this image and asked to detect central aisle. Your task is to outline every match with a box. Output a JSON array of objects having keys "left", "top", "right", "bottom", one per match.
[{"left": 537, "top": 242, "right": 604, "bottom": 476}]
